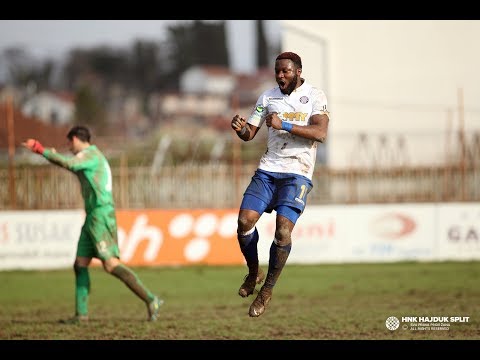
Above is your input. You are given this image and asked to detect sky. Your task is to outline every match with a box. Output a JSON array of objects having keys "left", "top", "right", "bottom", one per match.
[{"left": 0, "top": 20, "right": 282, "bottom": 81}]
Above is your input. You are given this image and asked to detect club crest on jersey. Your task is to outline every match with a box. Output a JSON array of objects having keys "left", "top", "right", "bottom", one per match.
[
  {"left": 255, "top": 105, "right": 264, "bottom": 113},
  {"left": 300, "top": 96, "right": 309, "bottom": 104}
]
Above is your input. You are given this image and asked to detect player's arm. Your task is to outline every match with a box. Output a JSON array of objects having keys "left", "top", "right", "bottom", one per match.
[
  {"left": 44, "top": 149, "right": 98, "bottom": 171},
  {"left": 306, "top": 113, "right": 329, "bottom": 143},
  {"left": 231, "top": 115, "right": 260, "bottom": 142},
  {"left": 22, "top": 138, "right": 97, "bottom": 171},
  {"left": 265, "top": 112, "right": 329, "bottom": 143},
  {"left": 265, "top": 87, "right": 330, "bottom": 143},
  {"left": 22, "top": 138, "right": 72, "bottom": 170},
  {"left": 22, "top": 139, "right": 46, "bottom": 155}
]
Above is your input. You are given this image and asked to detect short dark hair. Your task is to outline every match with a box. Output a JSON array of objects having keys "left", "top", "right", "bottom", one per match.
[
  {"left": 67, "top": 125, "right": 91, "bottom": 143},
  {"left": 276, "top": 52, "right": 302, "bottom": 69}
]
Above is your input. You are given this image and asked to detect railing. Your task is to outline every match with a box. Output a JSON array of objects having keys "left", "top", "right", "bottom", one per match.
[{"left": 1, "top": 163, "right": 479, "bottom": 210}]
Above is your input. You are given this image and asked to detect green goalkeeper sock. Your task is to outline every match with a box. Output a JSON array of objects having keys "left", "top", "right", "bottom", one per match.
[
  {"left": 111, "top": 264, "right": 155, "bottom": 303},
  {"left": 74, "top": 266, "right": 90, "bottom": 316}
]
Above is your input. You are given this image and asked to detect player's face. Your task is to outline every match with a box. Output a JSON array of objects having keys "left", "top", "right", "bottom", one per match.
[
  {"left": 275, "top": 59, "right": 301, "bottom": 95},
  {"left": 68, "top": 136, "right": 80, "bottom": 154}
]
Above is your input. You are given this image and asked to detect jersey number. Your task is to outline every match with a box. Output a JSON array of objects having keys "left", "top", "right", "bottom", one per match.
[
  {"left": 298, "top": 185, "right": 307, "bottom": 200},
  {"left": 105, "top": 162, "right": 112, "bottom": 192}
]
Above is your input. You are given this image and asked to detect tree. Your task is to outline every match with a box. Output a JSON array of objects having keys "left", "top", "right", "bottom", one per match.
[
  {"left": 3, "top": 46, "right": 55, "bottom": 91},
  {"left": 129, "top": 40, "right": 161, "bottom": 94},
  {"left": 165, "top": 20, "right": 230, "bottom": 89},
  {"left": 74, "top": 84, "right": 107, "bottom": 133},
  {"left": 63, "top": 46, "right": 130, "bottom": 90},
  {"left": 256, "top": 20, "right": 269, "bottom": 68},
  {"left": 193, "top": 20, "right": 229, "bottom": 66}
]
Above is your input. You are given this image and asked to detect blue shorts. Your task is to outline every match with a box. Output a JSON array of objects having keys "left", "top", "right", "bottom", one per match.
[{"left": 240, "top": 169, "right": 313, "bottom": 224}]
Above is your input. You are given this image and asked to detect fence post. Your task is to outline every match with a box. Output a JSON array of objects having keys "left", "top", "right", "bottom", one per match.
[
  {"left": 231, "top": 92, "right": 242, "bottom": 207},
  {"left": 120, "top": 152, "right": 129, "bottom": 209},
  {"left": 7, "top": 96, "right": 16, "bottom": 209},
  {"left": 458, "top": 88, "right": 466, "bottom": 201}
]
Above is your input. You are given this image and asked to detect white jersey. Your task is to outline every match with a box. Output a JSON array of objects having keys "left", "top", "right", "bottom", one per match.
[{"left": 247, "top": 80, "right": 329, "bottom": 180}]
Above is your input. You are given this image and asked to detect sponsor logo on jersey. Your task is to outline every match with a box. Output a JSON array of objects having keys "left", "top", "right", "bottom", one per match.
[
  {"left": 300, "top": 96, "right": 309, "bottom": 104},
  {"left": 282, "top": 112, "right": 309, "bottom": 121}
]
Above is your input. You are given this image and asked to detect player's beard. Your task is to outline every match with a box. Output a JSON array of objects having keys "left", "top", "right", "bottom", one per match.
[{"left": 281, "top": 73, "right": 298, "bottom": 95}]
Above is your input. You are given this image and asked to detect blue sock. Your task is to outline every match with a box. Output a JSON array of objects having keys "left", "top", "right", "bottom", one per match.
[
  {"left": 238, "top": 227, "right": 259, "bottom": 269},
  {"left": 264, "top": 241, "right": 292, "bottom": 288}
]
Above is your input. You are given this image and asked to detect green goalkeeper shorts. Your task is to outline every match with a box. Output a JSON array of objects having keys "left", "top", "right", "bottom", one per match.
[{"left": 77, "top": 206, "right": 120, "bottom": 261}]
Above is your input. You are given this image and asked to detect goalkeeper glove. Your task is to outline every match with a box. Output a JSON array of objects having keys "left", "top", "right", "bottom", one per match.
[{"left": 24, "top": 139, "right": 45, "bottom": 155}]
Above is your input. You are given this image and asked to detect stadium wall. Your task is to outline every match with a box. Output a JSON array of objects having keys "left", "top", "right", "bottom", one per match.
[
  {"left": 281, "top": 20, "right": 480, "bottom": 169},
  {"left": 0, "top": 203, "right": 479, "bottom": 270}
]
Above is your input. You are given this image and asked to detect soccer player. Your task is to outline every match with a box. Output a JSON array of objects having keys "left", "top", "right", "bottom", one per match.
[
  {"left": 22, "top": 125, "right": 163, "bottom": 323},
  {"left": 231, "top": 52, "right": 330, "bottom": 317}
]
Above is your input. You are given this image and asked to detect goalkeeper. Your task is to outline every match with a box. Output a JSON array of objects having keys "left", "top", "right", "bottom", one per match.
[{"left": 23, "top": 125, "right": 163, "bottom": 323}]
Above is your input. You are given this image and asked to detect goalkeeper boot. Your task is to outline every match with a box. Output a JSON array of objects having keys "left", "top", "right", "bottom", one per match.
[
  {"left": 238, "top": 267, "right": 265, "bottom": 298},
  {"left": 147, "top": 296, "right": 164, "bottom": 322},
  {"left": 248, "top": 285, "right": 272, "bottom": 317}
]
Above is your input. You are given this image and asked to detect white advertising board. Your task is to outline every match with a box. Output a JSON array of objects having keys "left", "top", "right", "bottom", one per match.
[
  {"left": 436, "top": 203, "right": 480, "bottom": 260},
  {"left": 256, "top": 203, "right": 454, "bottom": 264},
  {"left": 0, "top": 210, "right": 83, "bottom": 270},
  {"left": 1, "top": 203, "right": 479, "bottom": 270}
]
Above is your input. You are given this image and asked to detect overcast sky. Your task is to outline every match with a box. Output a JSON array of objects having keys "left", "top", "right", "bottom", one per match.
[{"left": 0, "top": 20, "right": 282, "bottom": 80}]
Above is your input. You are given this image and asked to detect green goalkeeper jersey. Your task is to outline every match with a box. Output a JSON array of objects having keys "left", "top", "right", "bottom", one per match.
[{"left": 43, "top": 145, "right": 114, "bottom": 213}]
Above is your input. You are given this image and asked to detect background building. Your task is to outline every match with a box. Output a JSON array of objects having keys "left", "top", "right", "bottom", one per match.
[{"left": 282, "top": 20, "right": 480, "bottom": 169}]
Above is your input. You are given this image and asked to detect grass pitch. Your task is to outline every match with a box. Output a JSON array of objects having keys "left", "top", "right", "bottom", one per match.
[{"left": 0, "top": 262, "right": 479, "bottom": 340}]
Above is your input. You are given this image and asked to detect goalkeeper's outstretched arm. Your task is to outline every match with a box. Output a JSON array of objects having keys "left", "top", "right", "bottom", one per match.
[
  {"left": 22, "top": 139, "right": 45, "bottom": 155},
  {"left": 22, "top": 138, "right": 95, "bottom": 172}
]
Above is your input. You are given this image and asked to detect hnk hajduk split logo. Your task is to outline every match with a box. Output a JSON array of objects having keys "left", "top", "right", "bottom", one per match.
[{"left": 385, "top": 316, "right": 470, "bottom": 331}]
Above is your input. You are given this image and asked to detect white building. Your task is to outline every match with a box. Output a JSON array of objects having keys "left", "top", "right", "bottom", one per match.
[
  {"left": 282, "top": 20, "right": 480, "bottom": 169},
  {"left": 180, "top": 65, "right": 237, "bottom": 95},
  {"left": 22, "top": 91, "right": 74, "bottom": 126}
]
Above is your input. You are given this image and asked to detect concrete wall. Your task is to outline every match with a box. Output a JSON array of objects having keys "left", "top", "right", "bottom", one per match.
[{"left": 282, "top": 20, "right": 480, "bottom": 169}]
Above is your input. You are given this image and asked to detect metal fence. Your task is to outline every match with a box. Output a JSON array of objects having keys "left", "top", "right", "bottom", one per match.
[{"left": 1, "top": 162, "right": 479, "bottom": 210}]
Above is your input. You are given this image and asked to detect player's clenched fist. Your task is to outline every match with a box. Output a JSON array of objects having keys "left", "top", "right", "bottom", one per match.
[
  {"left": 265, "top": 112, "right": 282, "bottom": 129},
  {"left": 22, "top": 138, "right": 45, "bottom": 154},
  {"left": 231, "top": 114, "right": 246, "bottom": 133}
]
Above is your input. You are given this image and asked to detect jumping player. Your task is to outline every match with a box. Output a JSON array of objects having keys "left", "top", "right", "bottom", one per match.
[{"left": 231, "top": 52, "right": 330, "bottom": 317}]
